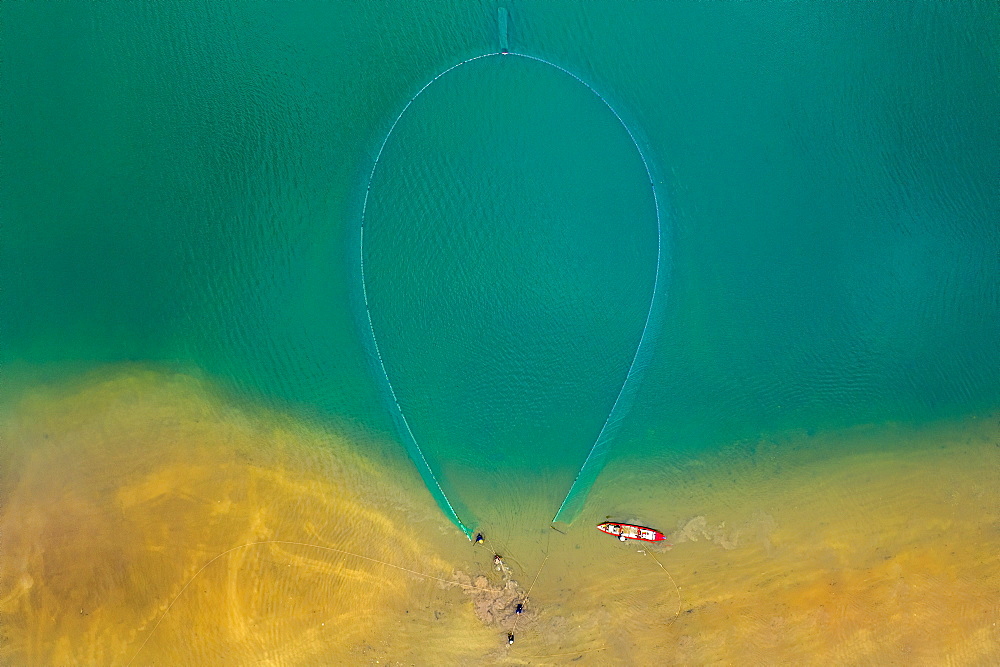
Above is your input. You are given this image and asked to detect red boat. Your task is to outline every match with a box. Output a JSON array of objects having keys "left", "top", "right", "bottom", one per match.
[{"left": 597, "top": 521, "right": 667, "bottom": 542}]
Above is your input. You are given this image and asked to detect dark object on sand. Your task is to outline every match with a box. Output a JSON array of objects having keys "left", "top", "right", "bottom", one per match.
[
  {"left": 507, "top": 632, "right": 515, "bottom": 645},
  {"left": 515, "top": 602, "right": 523, "bottom": 615},
  {"left": 474, "top": 533, "right": 484, "bottom": 544}
]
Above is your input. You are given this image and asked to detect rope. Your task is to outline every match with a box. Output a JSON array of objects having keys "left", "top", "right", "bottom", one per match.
[
  {"left": 644, "top": 547, "right": 683, "bottom": 626},
  {"left": 509, "top": 549, "right": 548, "bottom": 637}
]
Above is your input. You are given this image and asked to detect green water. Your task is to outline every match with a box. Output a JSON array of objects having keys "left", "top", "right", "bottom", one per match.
[
  {"left": 3, "top": 2, "right": 999, "bottom": 534},
  {"left": 362, "top": 52, "right": 661, "bottom": 530}
]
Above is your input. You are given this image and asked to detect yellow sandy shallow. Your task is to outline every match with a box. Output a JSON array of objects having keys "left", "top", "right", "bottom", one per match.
[
  {"left": 1, "top": 367, "right": 999, "bottom": 664},
  {"left": 0, "top": 369, "right": 496, "bottom": 665},
  {"left": 578, "top": 419, "right": 1000, "bottom": 664}
]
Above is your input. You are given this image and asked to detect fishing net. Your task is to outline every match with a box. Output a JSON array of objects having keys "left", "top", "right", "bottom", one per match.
[{"left": 359, "top": 50, "right": 665, "bottom": 536}]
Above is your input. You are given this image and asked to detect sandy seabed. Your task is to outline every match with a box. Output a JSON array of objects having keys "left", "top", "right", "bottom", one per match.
[{"left": 1, "top": 367, "right": 999, "bottom": 665}]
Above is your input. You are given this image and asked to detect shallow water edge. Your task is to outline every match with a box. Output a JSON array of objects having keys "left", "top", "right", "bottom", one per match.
[{"left": 1, "top": 366, "right": 998, "bottom": 664}]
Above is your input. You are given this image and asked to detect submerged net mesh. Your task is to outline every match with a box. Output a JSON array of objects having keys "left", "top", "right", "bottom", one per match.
[{"left": 359, "top": 48, "right": 666, "bottom": 537}]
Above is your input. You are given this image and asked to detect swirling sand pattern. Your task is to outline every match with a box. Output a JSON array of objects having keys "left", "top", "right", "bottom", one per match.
[
  {"left": 2, "top": 370, "right": 1000, "bottom": 663},
  {"left": 0, "top": 371, "right": 483, "bottom": 664}
]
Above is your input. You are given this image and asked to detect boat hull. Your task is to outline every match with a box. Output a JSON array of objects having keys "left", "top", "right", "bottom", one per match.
[{"left": 597, "top": 521, "right": 666, "bottom": 542}]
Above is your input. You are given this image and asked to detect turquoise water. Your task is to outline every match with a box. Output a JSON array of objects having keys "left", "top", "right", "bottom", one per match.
[
  {"left": 361, "top": 52, "right": 663, "bottom": 531},
  {"left": 3, "top": 2, "right": 999, "bottom": 534}
]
